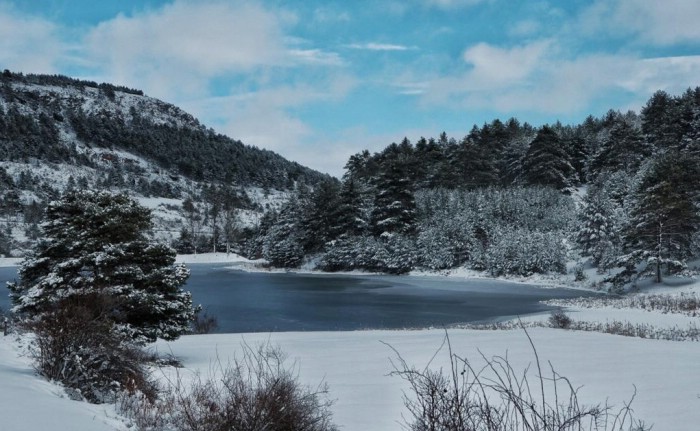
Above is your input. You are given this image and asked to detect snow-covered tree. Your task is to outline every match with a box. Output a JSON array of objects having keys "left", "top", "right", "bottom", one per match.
[
  {"left": 485, "top": 228, "right": 567, "bottom": 276},
  {"left": 620, "top": 152, "right": 700, "bottom": 282},
  {"left": 8, "top": 190, "right": 195, "bottom": 343},
  {"left": 522, "top": 126, "right": 576, "bottom": 190},
  {"left": 371, "top": 160, "right": 417, "bottom": 237},
  {"left": 261, "top": 195, "right": 306, "bottom": 268},
  {"left": 576, "top": 185, "right": 620, "bottom": 270}
]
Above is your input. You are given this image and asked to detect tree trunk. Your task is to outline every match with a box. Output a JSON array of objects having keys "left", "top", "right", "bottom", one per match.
[{"left": 656, "top": 221, "right": 663, "bottom": 283}]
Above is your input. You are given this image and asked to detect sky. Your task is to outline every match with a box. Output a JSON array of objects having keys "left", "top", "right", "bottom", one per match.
[{"left": 1, "top": 0, "right": 699, "bottom": 177}]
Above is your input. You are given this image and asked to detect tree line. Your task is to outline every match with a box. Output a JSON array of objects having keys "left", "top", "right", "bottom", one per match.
[{"left": 250, "top": 88, "right": 700, "bottom": 286}]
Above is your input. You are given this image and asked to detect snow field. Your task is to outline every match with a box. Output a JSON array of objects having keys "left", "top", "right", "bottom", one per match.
[{"left": 153, "top": 328, "right": 700, "bottom": 430}]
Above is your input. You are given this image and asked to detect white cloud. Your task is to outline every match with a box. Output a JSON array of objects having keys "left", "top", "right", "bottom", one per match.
[
  {"left": 419, "top": 39, "right": 700, "bottom": 116},
  {"left": 579, "top": 0, "right": 700, "bottom": 45},
  {"left": 313, "top": 7, "right": 351, "bottom": 23},
  {"left": 81, "top": 1, "right": 341, "bottom": 100},
  {"left": 421, "top": 0, "right": 486, "bottom": 9},
  {"left": 288, "top": 49, "right": 344, "bottom": 66},
  {"left": 508, "top": 20, "right": 541, "bottom": 38},
  {"left": 0, "top": 7, "right": 63, "bottom": 73},
  {"left": 345, "top": 43, "right": 415, "bottom": 51},
  {"left": 461, "top": 41, "right": 552, "bottom": 89},
  {"left": 394, "top": 81, "right": 430, "bottom": 96},
  {"left": 82, "top": 1, "right": 286, "bottom": 97}
]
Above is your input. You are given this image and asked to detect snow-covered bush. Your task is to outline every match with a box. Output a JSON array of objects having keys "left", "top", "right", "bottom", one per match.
[
  {"left": 416, "top": 219, "right": 476, "bottom": 270},
  {"left": 380, "top": 234, "right": 418, "bottom": 274},
  {"left": 263, "top": 233, "right": 305, "bottom": 268},
  {"left": 548, "top": 309, "right": 572, "bottom": 329},
  {"left": 414, "top": 187, "right": 574, "bottom": 274}
]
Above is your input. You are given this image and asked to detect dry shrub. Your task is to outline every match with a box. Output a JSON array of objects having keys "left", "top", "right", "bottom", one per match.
[
  {"left": 23, "top": 293, "right": 157, "bottom": 403},
  {"left": 387, "top": 329, "right": 650, "bottom": 431},
  {"left": 1, "top": 306, "right": 14, "bottom": 336},
  {"left": 120, "top": 341, "right": 338, "bottom": 431},
  {"left": 190, "top": 308, "right": 219, "bottom": 334},
  {"left": 548, "top": 309, "right": 572, "bottom": 329}
]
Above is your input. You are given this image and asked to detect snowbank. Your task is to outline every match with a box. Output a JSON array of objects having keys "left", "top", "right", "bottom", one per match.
[
  {"left": 0, "top": 258, "right": 21, "bottom": 267},
  {"left": 0, "top": 336, "right": 126, "bottom": 431},
  {"left": 174, "top": 252, "right": 253, "bottom": 265}
]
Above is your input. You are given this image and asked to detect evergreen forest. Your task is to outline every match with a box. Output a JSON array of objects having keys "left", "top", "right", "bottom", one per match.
[{"left": 248, "top": 88, "right": 700, "bottom": 288}]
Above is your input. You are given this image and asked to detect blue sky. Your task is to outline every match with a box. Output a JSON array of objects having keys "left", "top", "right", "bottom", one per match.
[{"left": 1, "top": 0, "right": 699, "bottom": 177}]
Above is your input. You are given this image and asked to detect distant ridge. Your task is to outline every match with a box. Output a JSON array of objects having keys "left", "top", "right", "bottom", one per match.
[{"left": 0, "top": 69, "right": 331, "bottom": 190}]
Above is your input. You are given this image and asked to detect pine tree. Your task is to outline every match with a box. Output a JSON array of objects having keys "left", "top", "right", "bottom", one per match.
[
  {"left": 261, "top": 194, "right": 306, "bottom": 268},
  {"left": 8, "top": 190, "right": 195, "bottom": 343},
  {"left": 370, "top": 159, "right": 417, "bottom": 238},
  {"left": 576, "top": 185, "right": 619, "bottom": 269},
  {"left": 522, "top": 126, "right": 575, "bottom": 190},
  {"left": 330, "top": 177, "right": 368, "bottom": 239},
  {"left": 621, "top": 152, "right": 700, "bottom": 282},
  {"left": 642, "top": 90, "right": 680, "bottom": 151},
  {"left": 589, "top": 120, "right": 650, "bottom": 176},
  {"left": 451, "top": 130, "right": 500, "bottom": 189},
  {"left": 303, "top": 180, "right": 341, "bottom": 251}
]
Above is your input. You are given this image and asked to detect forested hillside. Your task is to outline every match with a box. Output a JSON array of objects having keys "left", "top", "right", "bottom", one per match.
[
  {"left": 251, "top": 88, "right": 700, "bottom": 288},
  {"left": 0, "top": 70, "right": 328, "bottom": 188},
  {"left": 0, "top": 71, "right": 332, "bottom": 256}
]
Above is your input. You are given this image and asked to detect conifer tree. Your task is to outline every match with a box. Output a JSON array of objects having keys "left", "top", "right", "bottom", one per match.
[
  {"left": 621, "top": 152, "right": 700, "bottom": 282},
  {"left": 589, "top": 120, "right": 650, "bottom": 176},
  {"left": 331, "top": 177, "right": 368, "bottom": 239},
  {"left": 576, "top": 185, "right": 619, "bottom": 269},
  {"left": 522, "top": 126, "right": 575, "bottom": 190},
  {"left": 370, "top": 159, "right": 417, "bottom": 237},
  {"left": 8, "top": 190, "right": 195, "bottom": 343}
]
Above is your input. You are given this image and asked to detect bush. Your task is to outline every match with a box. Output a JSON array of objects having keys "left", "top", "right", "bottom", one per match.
[
  {"left": 548, "top": 309, "right": 572, "bottom": 329},
  {"left": 388, "top": 329, "right": 649, "bottom": 431},
  {"left": 1, "top": 307, "right": 13, "bottom": 336},
  {"left": 120, "top": 342, "right": 338, "bottom": 431},
  {"left": 190, "top": 308, "right": 219, "bottom": 334},
  {"left": 24, "top": 293, "right": 157, "bottom": 403},
  {"left": 573, "top": 262, "right": 587, "bottom": 281}
]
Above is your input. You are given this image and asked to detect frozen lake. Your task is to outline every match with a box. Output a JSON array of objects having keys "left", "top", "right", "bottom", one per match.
[{"left": 0, "top": 264, "right": 595, "bottom": 332}]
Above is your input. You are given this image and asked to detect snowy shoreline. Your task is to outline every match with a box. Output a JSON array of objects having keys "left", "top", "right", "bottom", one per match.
[{"left": 174, "top": 252, "right": 593, "bottom": 291}]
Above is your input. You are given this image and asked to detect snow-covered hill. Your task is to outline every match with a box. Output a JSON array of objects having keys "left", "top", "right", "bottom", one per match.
[{"left": 0, "top": 71, "right": 329, "bottom": 256}]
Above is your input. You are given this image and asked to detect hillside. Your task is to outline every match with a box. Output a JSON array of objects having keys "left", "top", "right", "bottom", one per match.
[{"left": 0, "top": 71, "right": 333, "bottom": 256}]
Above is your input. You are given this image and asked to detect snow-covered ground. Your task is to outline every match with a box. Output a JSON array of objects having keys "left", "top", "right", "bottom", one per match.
[
  {"left": 2, "top": 326, "right": 699, "bottom": 430},
  {"left": 2, "top": 254, "right": 700, "bottom": 430},
  {"left": 174, "top": 252, "right": 255, "bottom": 265},
  {"left": 0, "top": 335, "right": 125, "bottom": 431},
  {"left": 152, "top": 328, "right": 700, "bottom": 430}
]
